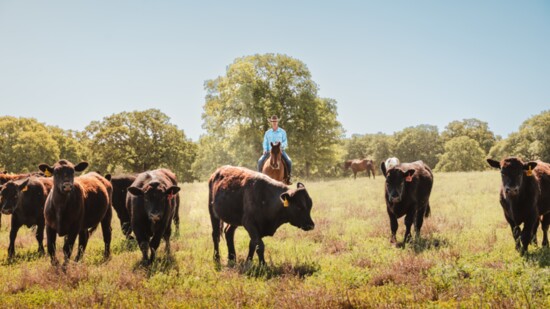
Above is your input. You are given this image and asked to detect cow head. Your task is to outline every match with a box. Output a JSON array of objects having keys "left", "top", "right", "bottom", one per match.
[
  {"left": 38, "top": 160, "right": 88, "bottom": 194},
  {"left": 487, "top": 157, "right": 537, "bottom": 198},
  {"left": 280, "top": 182, "right": 315, "bottom": 231},
  {"left": 384, "top": 167, "right": 415, "bottom": 203},
  {"left": 128, "top": 181, "right": 180, "bottom": 223},
  {"left": 0, "top": 178, "right": 29, "bottom": 215}
]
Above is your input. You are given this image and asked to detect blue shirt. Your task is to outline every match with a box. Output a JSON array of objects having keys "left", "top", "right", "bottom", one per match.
[{"left": 263, "top": 128, "right": 288, "bottom": 152}]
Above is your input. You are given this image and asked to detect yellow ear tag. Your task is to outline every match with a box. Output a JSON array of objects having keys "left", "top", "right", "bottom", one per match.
[
  {"left": 526, "top": 166, "right": 533, "bottom": 177},
  {"left": 21, "top": 186, "right": 28, "bottom": 192},
  {"left": 44, "top": 170, "right": 52, "bottom": 177},
  {"left": 283, "top": 198, "right": 289, "bottom": 207}
]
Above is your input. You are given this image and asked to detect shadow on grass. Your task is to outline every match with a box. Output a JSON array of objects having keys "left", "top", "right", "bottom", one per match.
[
  {"left": 2, "top": 250, "right": 45, "bottom": 265},
  {"left": 132, "top": 254, "right": 179, "bottom": 277},
  {"left": 234, "top": 260, "right": 320, "bottom": 279},
  {"left": 524, "top": 247, "right": 550, "bottom": 267},
  {"left": 396, "top": 237, "right": 449, "bottom": 253}
]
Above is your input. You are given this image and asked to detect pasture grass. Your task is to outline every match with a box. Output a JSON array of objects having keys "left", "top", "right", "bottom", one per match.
[{"left": 0, "top": 171, "right": 549, "bottom": 308}]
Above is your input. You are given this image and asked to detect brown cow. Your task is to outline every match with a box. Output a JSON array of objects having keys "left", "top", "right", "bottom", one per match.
[
  {"left": 487, "top": 157, "right": 550, "bottom": 253},
  {"left": 345, "top": 159, "right": 376, "bottom": 179},
  {"left": 38, "top": 160, "right": 113, "bottom": 266}
]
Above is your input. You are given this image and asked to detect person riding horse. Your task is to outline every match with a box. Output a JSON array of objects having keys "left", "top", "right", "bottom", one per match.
[{"left": 257, "top": 115, "right": 292, "bottom": 184}]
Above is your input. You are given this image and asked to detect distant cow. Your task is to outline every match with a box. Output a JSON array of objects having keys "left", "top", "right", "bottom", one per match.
[
  {"left": 381, "top": 160, "right": 433, "bottom": 246},
  {"left": 487, "top": 157, "right": 550, "bottom": 254},
  {"left": 208, "top": 166, "right": 315, "bottom": 265},
  {"left": 345, "top": 159, "right": 376, "bottom": 179},
  {"left": 126, "top": 169, "right": 180, "bottom": 265},
  {"left": 0, "top": 176, "right": 51, "bottom": 259},
  {"left": 38, "top": 160, "right": 113, "bottom": 266}
]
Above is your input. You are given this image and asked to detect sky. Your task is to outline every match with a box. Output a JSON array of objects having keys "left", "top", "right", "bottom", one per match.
[{"left": 0, "top": 1, "right": 549, "bottom": 141}]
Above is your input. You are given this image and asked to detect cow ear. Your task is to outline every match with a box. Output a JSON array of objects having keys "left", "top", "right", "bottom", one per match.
[
  {"left": 104, "top": 174, "right": 112, "bottom": 181},
  {"left": 74, "top": 162, "right": 88, "bottom": 172},
  {"left": 487, "top": 159, "right": 501, "bottom": 169},
  {"left": 297, "top": 182, "right": 305, "bottom": 189},
  {"left": 380, "top": 162, "right": 387, "bottom": 178},
  {"left": 18, "top": 178, "right": 30, "bottom": 191},
  {"left": 38, "top": 164, "right": 54, "bottom": 175},
  {"left": 280, "top": 191, "right": 292, "bottom": 207},
  {"left": 128, "top": 186, "right": 144, "bottom": 196},
  {"left": 166, "top": 186, "right": 180, "bottom": 195},
  {"left": 523, "top": 161, "right": 537, "bottom": 171}
]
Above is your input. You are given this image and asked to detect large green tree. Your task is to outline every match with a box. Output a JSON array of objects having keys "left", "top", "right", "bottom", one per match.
[
  {"left": 394, "top": 124, "right": 443, "bottom": 168},
  {"left": 441, "top": 118, "right": 496, "bottom": 154},
  {"left": 435, "top": 136, "right": 486, "bottom": 172},
  {"left": 82, "top": 109, "right": 196, "bottom": 182},
  {"left": 196, "top": 53, "right": 343, "bottom": 179}
]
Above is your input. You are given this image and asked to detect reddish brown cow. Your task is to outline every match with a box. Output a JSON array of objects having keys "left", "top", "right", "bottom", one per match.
[{"left": 38, "top": 160, "right": 113, "bottom": 266}]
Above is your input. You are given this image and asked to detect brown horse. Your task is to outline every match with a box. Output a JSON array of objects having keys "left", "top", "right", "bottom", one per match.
[
  {"left": 262, "top": 142, "right": 288, "bottom": 184},
  {"left": 345, "top": 159, "right": 376, "bottom": 179}
]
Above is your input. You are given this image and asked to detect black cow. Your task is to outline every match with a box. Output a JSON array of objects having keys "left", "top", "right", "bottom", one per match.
[
  {"left": 106, "top": 174, "right": 136, "bottom": 239},
  {"left": 381, "top": 160, "right": 433, "bottom": 246},
  {"left": 208, "top": 165, "right": 315, "bottom": 265},
  {"left": 487, "top": 157, "right": 550, "bottom": 254},
  {"left": 38, "top": 160, "right": 113, "bottom": 266},
  {"left": 126, "top": 169, "right": 180, "bottom": 265},
  {"left": 0, "top": 177, "right": 50, "bottom": 259}
]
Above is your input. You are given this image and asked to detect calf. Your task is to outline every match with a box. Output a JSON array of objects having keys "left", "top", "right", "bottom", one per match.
[
  {"left": 0, "top": 177, "right": 50, "bottom": 259},
  {"left": 208, "top": 166, "right": 315, "bottom": 265},
  {"left": 126, "top": 169, "right": 180, "bottom": 265},
  {"left": 38, "top": 160, "right": 113, "bottom": 266},
  {"left": 487, "top": 157, "right": 550, "bottom": 253},
  {"left": 381, "top": 160, "right": 433, "bottom": 246}
]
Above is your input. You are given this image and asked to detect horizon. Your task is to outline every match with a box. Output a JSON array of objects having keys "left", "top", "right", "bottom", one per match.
[{"left": 1, "top": 1, "right": 548, "bottom": 141}]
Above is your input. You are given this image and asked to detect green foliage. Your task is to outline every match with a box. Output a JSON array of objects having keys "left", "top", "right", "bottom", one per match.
[
  {"left": 344, "top": 133, "right": 395, "bottom": 166},
  {"left": 394, "top": 124, "right": 443, "bottom": 168},
  {"left": 489, "top": 110, "right": 550, "bottom": 161},
  {"left": 82, "top": 109, "right": 196, "bottom": 181},
  {"left": 435, "top": 136, "right": 487, "bottom": 172},
  {"left": 0, "top": 117, "right": 60, "bottom": 172},
  {"left": 197, "top": 53, "right": 343, "bottom": 179},
  {"left": 441, "top": 118, "right": 496, "bottom": 154}
]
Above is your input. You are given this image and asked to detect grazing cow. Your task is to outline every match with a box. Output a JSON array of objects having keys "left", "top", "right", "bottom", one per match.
[
  {"left": 126, "top": 169, "right": 180, "bottom": 265},
  {"left": 208, "top": 166, "right": 315, "bottom": 265},
  {"left": 38, "top": 160, "right": 113, "bottom": 266},
  {"left": 487, "top": 157, "right": 550, "bottom": 253},
  {"left": 0, "top": 176, "right": 50, "bottom": 259},
  {"left": 381, "top": 160, "right": 433, "bottom": 246},
  {"left": 345, "top": 159, "right": 376, "bottom": 179}
]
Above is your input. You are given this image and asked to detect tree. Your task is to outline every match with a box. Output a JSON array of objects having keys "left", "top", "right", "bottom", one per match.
[
  {"left": 435, "top": 136, "right": 486, "bottom": 172},
  {"left": 82, "top": 109, "right": 196, "bottom": 182},
  {"left": 199, "top": 53, "right": 343, "bottom": 179},
  {"left": 47, "top": 126, "right": 87, "bottom": 164},
  {"left": 441, "top": 119, "right": 496, "bottom": 154},
  {"left": 0, "top": 116, "right": 60, "bottom": 172},
  {"left": 394, "top": 124, "right": 443, "bottom": 168}
]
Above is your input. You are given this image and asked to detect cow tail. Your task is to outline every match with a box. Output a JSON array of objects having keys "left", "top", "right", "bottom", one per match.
[{"left": 425, "top": 203, "right": 431, "bottom": 218}]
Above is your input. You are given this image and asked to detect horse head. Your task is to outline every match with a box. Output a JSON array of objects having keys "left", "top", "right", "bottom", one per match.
[{"left": 269, "top": 142, "right": 282, "bottom": 169}]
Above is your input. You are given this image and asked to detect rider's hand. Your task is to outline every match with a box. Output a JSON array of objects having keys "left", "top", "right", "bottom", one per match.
[{"left": 263, "top": 151, "right": 268, "bottom": 155}]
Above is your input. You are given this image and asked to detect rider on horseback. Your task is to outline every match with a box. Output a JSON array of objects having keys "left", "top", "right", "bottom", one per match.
[{"left": 257, "top": 115, "right": 292, "bottom": 184}]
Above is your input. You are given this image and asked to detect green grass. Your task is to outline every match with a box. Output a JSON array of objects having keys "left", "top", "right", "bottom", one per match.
[{"left": 0, "top": 171, "right": 549, "bottom": 308}]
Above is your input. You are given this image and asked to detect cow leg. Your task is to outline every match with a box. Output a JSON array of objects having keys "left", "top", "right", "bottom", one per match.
[
  {"left": 138, "top": 241, "right": 150, "bottom": 265},
  {"left": 62, "top": 232, "right": 78, "bottom": 266},
  {"left": 173, "top": 201, "right": 180, "bottom": 237},
  {"left": 8, "top": 219, "right": 22, "bottom": 260},
  {"left": 255, "top": 238, "right": 266, "bottom": 265},
  {"left": 414, "top": 207, "right": 426, "bottom": 240},
  {"left": 163, "top": 224, "right": 172, "bottom": 255},
  {"left": 353, "top": 171, "right": 357, "bottom": 180},
  {"left": 210, "top": 215, "right": 221, "bottom": 263},
  {"left": 121, "top": 221, "right": 133, "bottom": 240},
  {"left": 541, "top": 214, "right": 550, "bottom": 247},
  {"left": 388, "top": 210, "right": 398, "bottom": 245},
  {"left": 504, "top": 212, "right": 521, "bottom": 251},
  {"left": 531, "top": 219, "right": 539, "bottom": 247},
  {"left": 225, "top": 225, "right": 238, "bottom": 262},
  {"left": 46, "top": 226, "right": 59, "bottom": 266},
  {"left": 520, "top": 218, "right": 537, "bottom": 255},
  {"left": 75, "top": 230, "right": 89, "bottom": 262},
  {"left": 37, "top": 216, "right": 45, "bottom": 256},
  {"left": 403, "top": 209, "right": 415, "bottom": 244},
  {"left": 100, "top": 207, "right": 112, "bottom": 259},
  {"left": 148, "top": 232, "right": 164, "bottom": 263}
]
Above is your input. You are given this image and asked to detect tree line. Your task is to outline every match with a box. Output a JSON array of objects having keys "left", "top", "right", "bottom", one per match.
[{"left": 1, "top": 54, "right": 548, "bottom": 181}]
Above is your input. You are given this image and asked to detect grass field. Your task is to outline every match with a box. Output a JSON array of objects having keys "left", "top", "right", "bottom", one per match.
[{"left": 0, "top": 171, "right": 549, "bottom": 308}]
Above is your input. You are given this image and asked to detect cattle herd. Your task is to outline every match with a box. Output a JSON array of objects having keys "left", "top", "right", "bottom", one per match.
[{"left": 0, "top": 156, "right": 549, "bottom": 269}]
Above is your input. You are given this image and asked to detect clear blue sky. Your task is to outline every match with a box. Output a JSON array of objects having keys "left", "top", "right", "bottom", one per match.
[{"left": 1, "top": 1, "right": 548, "bottom": 141}]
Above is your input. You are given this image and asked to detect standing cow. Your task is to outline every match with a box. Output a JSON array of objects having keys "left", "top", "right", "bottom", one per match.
[
  {"left": 487, "top": 157, "right": 550, "bottom": 254},
  {"left": 38, "top": 160, "right": 113, "bottom": 266},
  {"left": 0, "top": 176, "right": 50, "bottom": 259},
  {"left": 208, "top": 166, "right": 315, "bottom": 265},
  {"left": 126, "top": 169, "right": 180, "bottom": 265},
  {"left": 381, "top": 160, "right": 433, "bottom": 246}
]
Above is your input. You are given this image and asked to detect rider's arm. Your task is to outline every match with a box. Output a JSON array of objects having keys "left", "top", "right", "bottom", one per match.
[
  {"left": 263, "top": 131, "right": 270, "bottom": 153},
  {"left": 281, "top": 130, "right": 288, "bottom": 150}
]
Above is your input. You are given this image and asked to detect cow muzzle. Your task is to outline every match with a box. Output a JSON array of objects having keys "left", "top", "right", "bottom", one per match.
[
  {"left": 505, "top": 186, "right": 520, "bottom": 197},
  {"left": 301, "top": 223, "right": 315, "bottom": 231},
  {"left": 1, "top": 207, "right": 12, "bottom": 215},
  {"left": 62, "top": 183, "right": 73, "bottom": 192},
  {"left": 390, "top": 196, "right": 401, "bottom": 203},
  {"left": 149, "top": 214, "right": 161, "bottom": 223}
]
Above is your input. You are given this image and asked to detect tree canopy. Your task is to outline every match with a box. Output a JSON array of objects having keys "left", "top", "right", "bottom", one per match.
[{"left": 435, "top": 136, "right": 486, "bottom": 172}]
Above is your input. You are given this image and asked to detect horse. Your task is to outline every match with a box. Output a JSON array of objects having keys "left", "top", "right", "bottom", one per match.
[
  {"left": 345, "top": 159, "right": 376, "bottom": 179},
  {"left": 262, "top": 142, "right": 289, "bottom": 184}
]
